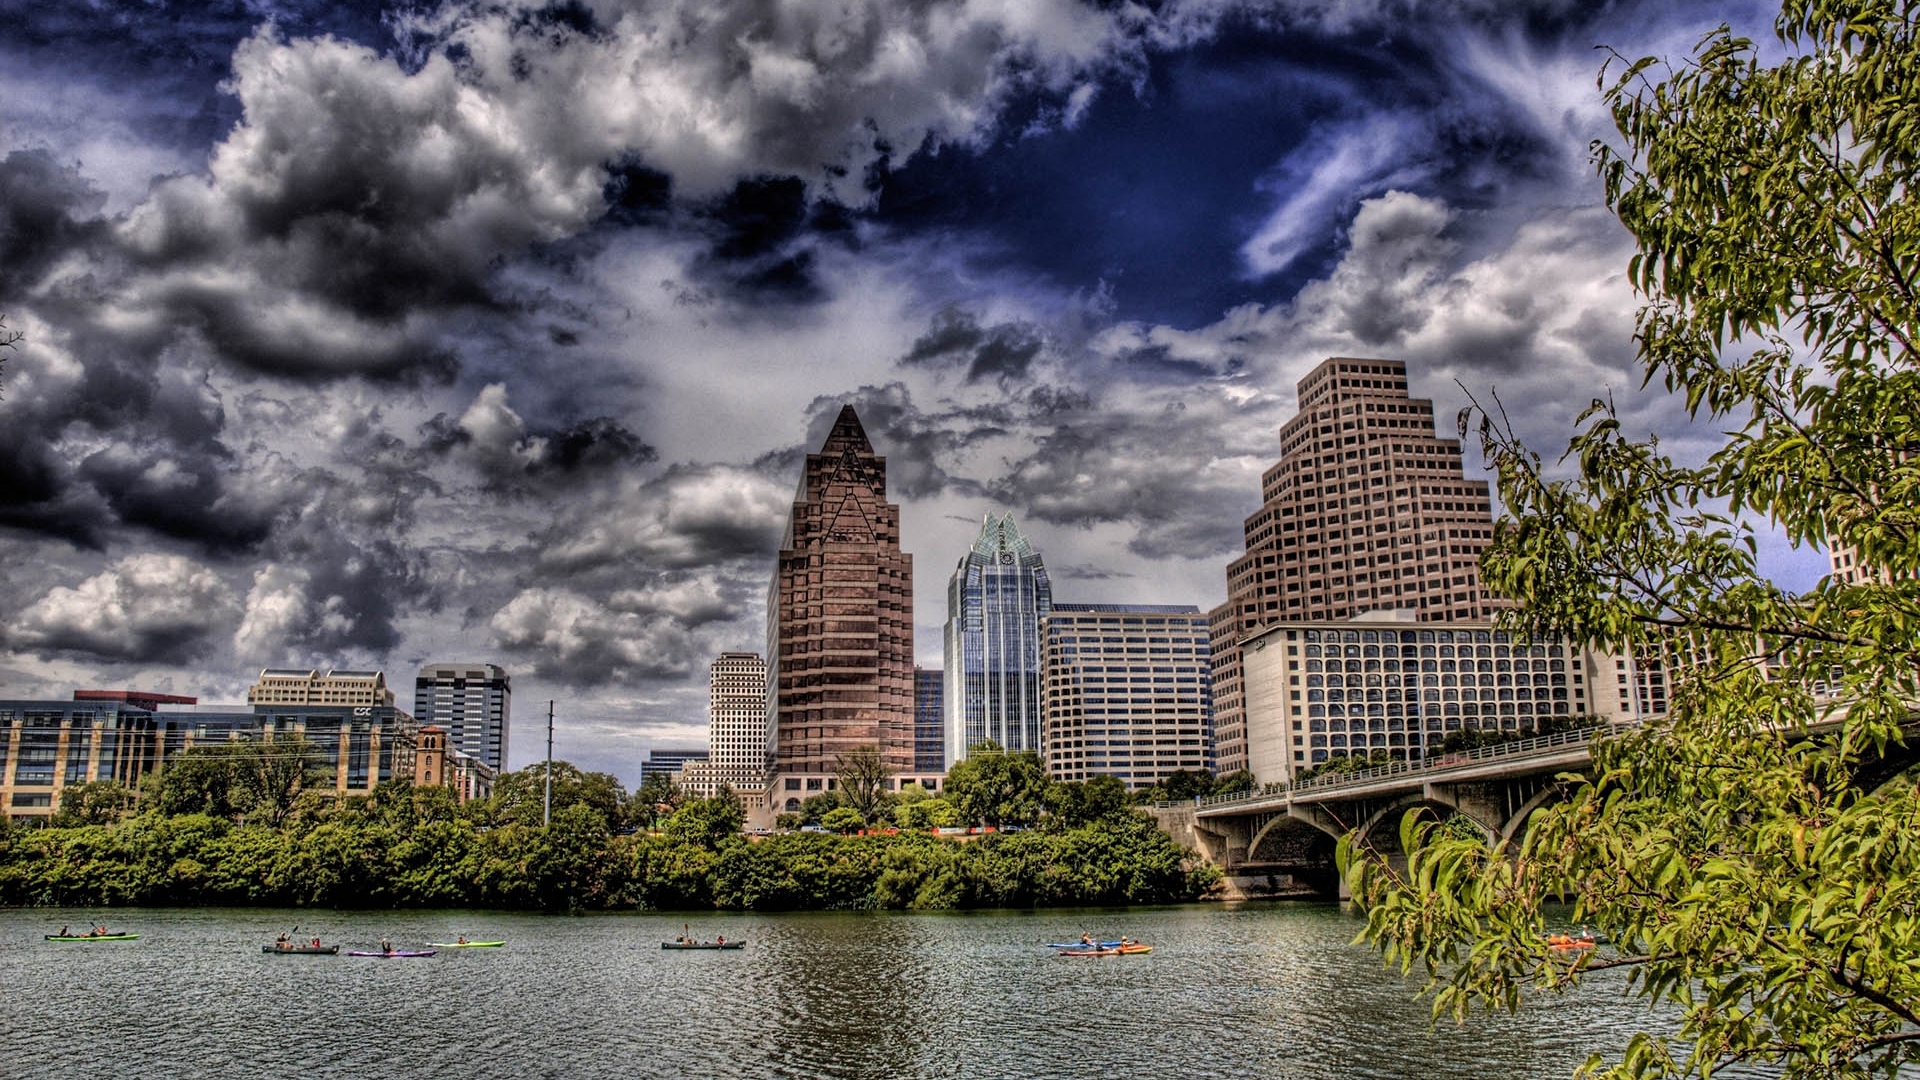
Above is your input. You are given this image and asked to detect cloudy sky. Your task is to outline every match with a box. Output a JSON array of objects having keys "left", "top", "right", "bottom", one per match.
[{"left": 0, "top": 0, "right": 1816, "bottom": 784}]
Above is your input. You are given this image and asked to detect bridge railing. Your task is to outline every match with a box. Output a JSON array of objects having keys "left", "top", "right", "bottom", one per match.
[{"left": 1191, "top": 725, "right": 1610, "bottom": 812}]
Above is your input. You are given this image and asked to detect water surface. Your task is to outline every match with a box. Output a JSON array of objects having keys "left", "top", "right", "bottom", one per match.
[{"left": 0, "top": 904, "right": 1753, "bottom": 1079}]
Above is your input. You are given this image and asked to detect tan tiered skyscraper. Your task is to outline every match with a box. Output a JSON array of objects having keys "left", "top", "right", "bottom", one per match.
[
  {"left": 1210, "top": 358, "right": 1504, "bottom": 773},
  {"left": 765, "top": 406, "right": 915, "bottom": 814}
]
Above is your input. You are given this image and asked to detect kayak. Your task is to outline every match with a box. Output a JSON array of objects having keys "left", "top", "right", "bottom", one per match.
[
  {"left": 1060, "top": 944, "right": 1152, "bottom": 957},
  {"left": 46, "top": 934, "right": 138, "bottom": 942},
  {"left": 1046, "top": 941, "right": 1122, "bottom": 949},
  {"left": 426, "top": 941, "right": 505, "bottom": 948},
  {"left": 661, "top": 940, "right": 744, "bottom": 950},
  {"left": 262, "top": 944, "right": 339, "bottom": 955},
  {"left": 346, "top": 949, "right": 437, "bottom": 958}
]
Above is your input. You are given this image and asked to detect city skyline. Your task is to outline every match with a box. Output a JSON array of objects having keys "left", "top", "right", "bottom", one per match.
[{"left": 0, "top": 0, "right": 1822, "bottom": 785}]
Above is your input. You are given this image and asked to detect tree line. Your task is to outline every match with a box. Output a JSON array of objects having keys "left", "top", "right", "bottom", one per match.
[{"left": 0, "top": 740, "right": 1218, "bottom": 911}]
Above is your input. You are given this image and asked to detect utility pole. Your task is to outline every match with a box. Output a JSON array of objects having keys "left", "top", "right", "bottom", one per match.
[{"left": 543, "top": 699, "right": 554, "bottom": 826}]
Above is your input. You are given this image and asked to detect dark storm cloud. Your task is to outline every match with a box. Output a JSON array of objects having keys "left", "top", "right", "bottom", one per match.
[
  {"left": 797, "top": 384, "right": 1002, "bottom": 501},
  {"left": 419, "top": 387, "right": 658, "bottom": 494},
  {"left": 988, "top": 410, "right": 1254, "bottom": 561},
  {"left": 76, "top": 444, "right": 276, "bottom": 554},
  {"left": 0, "top": 151, "right": 108, "bottom": 301},
  {"left": 900, "top": 307, "right": 1046, "bottom": 384}
]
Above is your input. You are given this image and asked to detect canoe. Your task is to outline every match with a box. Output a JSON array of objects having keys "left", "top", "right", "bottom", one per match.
[
  {"left": 661, "top": 940, "right": 745, "bottom": 950},
  {"left": 46, "top": 934, "right": 138, "bottom": 941},
  {"left": 1046, "top": 941, "right": 1122, "bottom": 949},
  {"left": 426, "top": 941, "right": 505, "bottom": 948},
  {"left": 345, "top": 949, "right": 437, "bottom": 958},
  {"left": 262, "top": 944, "right": 339, "bottom": 955}
]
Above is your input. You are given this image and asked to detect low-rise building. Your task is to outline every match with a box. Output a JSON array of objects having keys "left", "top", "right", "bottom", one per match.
[{"left": 1238, "top": 610, "right": 1638, "bottom": 784}]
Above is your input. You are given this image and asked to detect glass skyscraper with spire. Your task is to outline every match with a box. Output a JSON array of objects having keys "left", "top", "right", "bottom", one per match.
[{"left": 943, "top": 513, "right": 1051, "bottom": 766}]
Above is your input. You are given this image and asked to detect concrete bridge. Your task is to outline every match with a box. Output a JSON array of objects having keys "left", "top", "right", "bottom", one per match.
[{"left": 1151, "top": 726, "right": 1605, "bottom": 900}]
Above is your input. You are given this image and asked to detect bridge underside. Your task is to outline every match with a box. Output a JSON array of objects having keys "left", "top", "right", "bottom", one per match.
[{"left": 1189, "top": 772, "right": 1579, "bottom": 900}]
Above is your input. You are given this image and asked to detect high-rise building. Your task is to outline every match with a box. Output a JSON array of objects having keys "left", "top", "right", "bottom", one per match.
[
  {"left": 1040, "top": 603, "right": 1215, "bottom": 790},
  {"left": 708, "top": 652, "right": 769, "bottom": 798},
  {"left": 914, "top": 667, "right": 945, "bottom": 773},
  {"left": 412, "top": 663, "right": 511, "bottom": 771},
  {"left": 1210, "top": 357, "right": 1504, "bottom": 773},
  {"left": 766, "top": 405, "right": 915, "bottom": 813},
  {"left": 943, "top": 513, "right": 1052, "bottom": 765}
]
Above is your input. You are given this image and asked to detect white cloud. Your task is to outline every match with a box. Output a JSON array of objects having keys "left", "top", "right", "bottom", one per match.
[{"left": 13, "top": 554, "right": 239, "bottom": 662}]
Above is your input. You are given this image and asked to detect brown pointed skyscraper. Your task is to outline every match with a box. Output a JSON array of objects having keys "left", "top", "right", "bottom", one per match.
[{"left": 765, "top": 405, "right": 915, "bottom": 814}]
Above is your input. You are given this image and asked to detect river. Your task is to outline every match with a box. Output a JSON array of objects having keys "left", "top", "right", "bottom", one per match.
[{"left": 0, "top": 903, "right": 1748, "bottom": 1079}]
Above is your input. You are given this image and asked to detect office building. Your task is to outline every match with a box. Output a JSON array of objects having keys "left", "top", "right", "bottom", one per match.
[
  {"left": 914, "top": 667, "right": 945, "bottom": 774},
  {"left": 707, "top": 652, "right": 769, "bottom": 799},
  {"left": 1040, "top": 603, "right": 1215, "bottom": 790},
  {"left": 1237, "top": 611, "right": 1635, "bottom": 783},
  {"left": 0, "top": 698, "right": 162, "bottom": 821},
  {"left": 641, "top": 748, "right": 709, "bottom": 783},
  {"left": 1211, "top": 357, "right": 1505, "bottom": 773},
  {"left": 412, "top": 663, "right": 512, "bottom": 771},
  {"left": 247, "top": 668, "right": 396, "bottom": 707},
  {"left": 943, "top": 513, "right": 1052, "bottom": 766},
  {"left": 766, "top": 405, "right": 915, "bottom": 813}
]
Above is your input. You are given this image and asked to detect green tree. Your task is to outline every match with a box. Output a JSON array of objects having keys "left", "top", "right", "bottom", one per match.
[
  {"left": 832, "top": 745, "right": 892, "bottom": 821},
  {"left": 662, "top": 793, "right": 744, "bottom": 849},
  {"left": 798, "top": 793, "right": 839, "bottom": 825},
  {"left": 627, "top": 771, "right": 683, "bottom": 828},
  {"left": 1345, "top": 4, "right": 1920, "bottom": 1077},
  {"left": 820, "top": 805, "right": 865, "bottom": 834},
  {"left": 484, "top": 761, "right": 625, "bottom": 827},
  {"left": 1042, "top": 775, "right": 1132, "bottom": 829},
  {"left": 943, "top": 741, "right": 1048, "bottom": 829},
  {"left": 51, "top": 780, "right": 136, "bottom": 827}
]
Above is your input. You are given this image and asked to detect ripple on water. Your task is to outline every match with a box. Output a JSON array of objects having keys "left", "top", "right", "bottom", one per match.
[{"left": 0, "top": 904, "right": 1820, "bottom": 1080}]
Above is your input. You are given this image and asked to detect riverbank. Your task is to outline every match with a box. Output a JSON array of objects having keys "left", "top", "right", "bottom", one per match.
[{"left": 0, "top": 809, "right": 1217, "bottom": 911}]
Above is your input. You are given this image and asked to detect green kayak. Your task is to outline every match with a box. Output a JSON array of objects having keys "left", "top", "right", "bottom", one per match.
[
  {"left": 426, "top": 941, "right": 505, "bottom": 948},
  {"left": 47, "top": 933, "right": 138, "bottom": 941}
]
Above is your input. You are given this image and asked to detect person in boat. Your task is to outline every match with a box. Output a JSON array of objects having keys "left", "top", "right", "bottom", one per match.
[
  {"left": 456, "top": 936, "right": 468, "bottom": 945},
  {"left": 276, "top": 932, "right": 290, "bottom": 946},
  {"left": 1080, "top": 933, "right": 1093, "bottom": 946},
  {"left": 380, "top": 937, "right": 393, "bottom": 954},
  {"left": 57, "top": 925, "right": 68, "bottom": 937},
  {"left": 716, "top": 934, "right": 725, "bottom": 945},
  {"left": 311, "top": 938, "right": 321, "bottom": 948}
]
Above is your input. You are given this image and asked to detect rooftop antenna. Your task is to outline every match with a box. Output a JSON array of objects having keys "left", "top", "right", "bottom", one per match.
[{"left": 544, "top": 699, "right": 554, "bottom": 826}]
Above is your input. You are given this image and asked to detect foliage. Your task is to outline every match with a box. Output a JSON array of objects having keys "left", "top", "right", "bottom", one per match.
[
  {"left": 141, "top": 737, "right": 325, "bottom": 826},
  {"left": 627, "top": 772, "right": 684, "bottom": 828},
  {"left": 798, "top": 793, "right": 839, "bottom": 825},
  {"left": 832, "top": 745, "right": 893, "bottom": 821},
  {"left": 661, "top": 793, "right": 744, "bottom": 849},
  {"left": 820, "top": 806, "right": 866, "bottom": 834},
  {"left": 0, "top": 792, "right": 1213, "bottom": 913},
  {"left": 483, "top": 761, "right": 627, "bottom": 828},
  {"left": 1131, "top": 767, "right": 1256, "bottom": 803},
  {"left": 943, "top": 741, "right": 1048, "bottom": 828},
  {"left": 1344, "top": 4, "right": 1920, "bottom": 1077},
  {"left": 1042, "top": 775, "right": 1132, "bottom": 829},
  {"left": 52, "top": 780, "right": 136, "bottom": 827}
]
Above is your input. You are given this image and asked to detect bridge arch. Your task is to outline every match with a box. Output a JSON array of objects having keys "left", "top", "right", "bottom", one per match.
[
  {"left": 1353, "top": 794, "right": 1496, "bottom": 858},
  {"left": 1499, "top": 781, "right": 1574, "bottom": 849}
]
